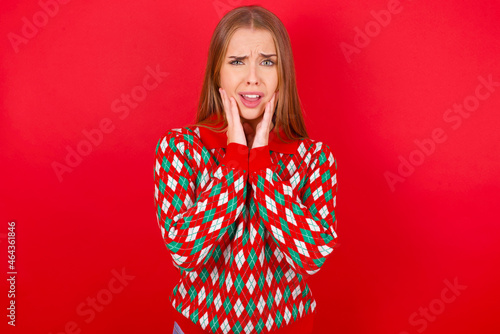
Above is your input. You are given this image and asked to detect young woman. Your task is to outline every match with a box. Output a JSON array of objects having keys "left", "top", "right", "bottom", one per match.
[{"left": 153, "top": 5, "right": 339, "bottom": 334}]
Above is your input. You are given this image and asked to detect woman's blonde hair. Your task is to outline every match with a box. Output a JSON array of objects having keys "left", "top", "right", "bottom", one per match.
[{"left": 186, "top": 5, "right": 309, "bottom": 143}]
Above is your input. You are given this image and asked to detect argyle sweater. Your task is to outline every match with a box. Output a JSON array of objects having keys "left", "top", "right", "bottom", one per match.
[{"left": 153, "top": 123, "right": 338, "bottom": 334}]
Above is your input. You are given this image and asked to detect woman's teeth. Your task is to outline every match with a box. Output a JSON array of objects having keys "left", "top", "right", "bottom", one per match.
[{"left": 241, "top": 94, "right": 261, "bottom": 101}]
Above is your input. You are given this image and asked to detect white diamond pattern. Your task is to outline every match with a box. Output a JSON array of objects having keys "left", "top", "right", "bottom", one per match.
[
  {"left": 198, "top": 287, "right": 206, "bottom": 304},
  {"left": 257, "top": 295, "right": 265, "bottom": 314},
  {"left": 234, "top": 298, "right": 244, "bottom": 317},
  {"left": 246, "top": 274, "right": 256, "bottom": 294}
]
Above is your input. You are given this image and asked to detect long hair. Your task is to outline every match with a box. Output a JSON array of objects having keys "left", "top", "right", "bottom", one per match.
[{"left": 186, "top": 5, "right": 309, "bottom": 143}]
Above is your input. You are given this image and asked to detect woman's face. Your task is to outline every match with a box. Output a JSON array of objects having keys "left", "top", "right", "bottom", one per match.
[{"left": 219, "top": 28, "right": 278, "bottom": 128}]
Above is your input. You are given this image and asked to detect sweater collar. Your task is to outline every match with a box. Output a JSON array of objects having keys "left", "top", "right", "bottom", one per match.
[{"left": 198, "top": 113, "right": 299, "bottom": 154}]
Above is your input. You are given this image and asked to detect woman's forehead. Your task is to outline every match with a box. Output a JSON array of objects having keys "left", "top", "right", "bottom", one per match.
[{"left": 226, "top": 28, "right": 276, "bottom": 53}]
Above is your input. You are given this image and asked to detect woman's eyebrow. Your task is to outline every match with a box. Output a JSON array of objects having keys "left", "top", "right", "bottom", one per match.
[{"left": 228, "top": 53, "right": 277, "bottom": 59}]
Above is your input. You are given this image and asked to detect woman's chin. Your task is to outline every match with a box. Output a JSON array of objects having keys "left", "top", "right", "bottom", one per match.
[{"left": 239, "top": 109, "right": 264, "bottom": 121}]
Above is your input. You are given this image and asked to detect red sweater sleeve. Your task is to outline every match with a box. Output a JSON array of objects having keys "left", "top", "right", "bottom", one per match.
[
  {"left": 248, "top": 142, "right": 339, "bottom": 277},
  {"left": 153, "top": 130, "right": 248, "bottom": 273}
]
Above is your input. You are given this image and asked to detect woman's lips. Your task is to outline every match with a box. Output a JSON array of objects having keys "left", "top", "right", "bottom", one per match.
[{"left": 239, "top": 94, "right": 263, "bottom": 108}]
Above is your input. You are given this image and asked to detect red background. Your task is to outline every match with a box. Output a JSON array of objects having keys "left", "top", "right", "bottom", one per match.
[{"left": 1, "top": 0, "right": 499, "bottom": 333}]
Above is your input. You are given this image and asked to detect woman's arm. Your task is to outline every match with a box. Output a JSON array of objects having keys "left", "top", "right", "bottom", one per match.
[
  {"left": 154, "top": 130, "right": 248, "bottom": 273},
  {"left": 248, "top": 141, "right": 339, "bottom": 277}
]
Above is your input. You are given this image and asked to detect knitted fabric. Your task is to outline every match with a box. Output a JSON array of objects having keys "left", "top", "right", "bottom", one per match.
[{"left": 153, "top": 116, "right": 338, "bottom": 334}]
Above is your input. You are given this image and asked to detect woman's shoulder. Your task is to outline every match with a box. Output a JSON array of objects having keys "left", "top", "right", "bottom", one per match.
[
  {"left": 155, "top": 124, "right": 204, "bottom": 151},
  {"left": 296, "top": 137, "right": 337, "bottom": 172},
  {"left": 298, "top": 136, "right": 335, "bottom": 157}
]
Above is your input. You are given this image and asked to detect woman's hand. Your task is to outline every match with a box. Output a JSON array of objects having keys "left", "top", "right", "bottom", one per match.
[
  {"left": 252, "top": 91, "right": 278, "bottom": 149},
  {"left": 219, "top": 88, "right": 247, "bottom": 146}
]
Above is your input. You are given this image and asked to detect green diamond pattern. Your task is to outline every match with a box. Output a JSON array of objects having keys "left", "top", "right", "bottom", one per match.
[
  {"left": 210, "top": 182, "right": 222, "bottom": 196},
  {"left": 180, "top": 215, "right": 192, "bottom": 230},
  {"left": 182, "top": 134, "right": 193, "bottom": 145},
  {"left": 313, "top": 256, "right": 326, "bottom": 268},
  {"left": 275, "top": 310, "right": 283, "bottom": 328},
  {"left": 301, "top": 228, "right": 315, "bottom": 244},
  {"left": 183, "top": 160, "right": 193, "bottom": 176},
  {"left": 247, "top": 248, "right": 257, "bottom": 270},
  {"left": 250, "top": 199, "right": 257, "bottom": 218},
  {"left": 201, "top": 147, "right": 210, "bottom": 163},
  {"left": 219, "top": 268, "right": 225, "bottom": 289},
  {"left": 188, "top": 285, "right": 197, "bottom": 301},
  {"left": 210, "top": 315, "right": 219, "bottom": 332},
  {"left": 302, "top": 187, "right": 311, "bottom": 202},
  {"left": 321, "top": 233, "right": 334, "bottom": 244},
  {"left": 283, "top": 286, "right": 291, "bottom": 302},
  {"left": 167, "top": 241, "right": 182, "bottom": 253},
  {"left": 280, "top": 217, "right": 291, "bottom": 236},
  {"left": 257, "top": 271, "right": 265, "bottom": 290},
  {"left": 256, "top": 175, "right": 265, "bottom": 192},
  {"left": 212, "top": 245, "right": 222, "bottom": 262},
  {"left": 234, "top": 274, "right": 245, "bottom": 295},
  {"left": 206, "top": 290, "right": 213, "bottom": 307},
  {"left": 258, "top": 203, "right": 268, "bottom": 222},
  {"left": 265, "top": 244, "right": 272, "bottom": 262},
  {"left": 159, "top": 179, "right": 166, "bottom": 194},
  {"left": 199, "top": 268, "right": 209, "bottom": 283},
  {"left": 274, "top": 189, "right": 285, "bottom": 205},
  {"left": 292, "top": 203, "right": 304, "bottom": 216},
  {"left": 190, "top": 236, "right": 206, "bottom": 255},
  {"left": 161, "top": 155, "right": 170, "bottom": 172},
  {"left": 226, "top": 197, "right": 237, "bottom": 215},
  {"left": 190, "top": 309, "right": 199, "bottom": 323},
  {"left": 202, "top": 208, "right": 216, "bottom": 224},
  {"left": 288, "top": 248, "right": 303, "bottom": 268},
  {"left": 172, "top": 194, "right": 183, "bottom": 211},
  {"left": 321, "top": 168, "right": 331, "bottom": 183},
  {"left": 255, "top": 318, "right": 264, "bottom": 333},
  {"left": 178, "top": 175, "right": 189, "bottom": 191},
  {"left": 319, "top": 151, "right": 327, "bottom": 165},
  {"left": 302, "top": 284, "right": 309, "bottom": 297},
  {"left": 242, "top": 228, "right": 249, "bottom": 246},
  {"left": 275, "top": 266, "right": 284, "bottom": 284},
  {"left": 223, "top": 296, "right": 232, "bottom": 315},
  {"left": 232, "top": 321, "right": 242, "bottom": 334},
  {"left": 224, "top": 170, "right": 234, "bottom": 186},
  {"left": 267, "top": 291, "right": 274, "bottom": 310},
  {"left": 246, "top": 298, "right": 256, "bottom": 317},
  {"left": 309, "top": 203, "right": 318, "bottom": 216}
]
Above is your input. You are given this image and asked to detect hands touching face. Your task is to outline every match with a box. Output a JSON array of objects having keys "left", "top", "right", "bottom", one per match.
[{"left": 219, "top": 88, "right": 277, "bottom": 149}]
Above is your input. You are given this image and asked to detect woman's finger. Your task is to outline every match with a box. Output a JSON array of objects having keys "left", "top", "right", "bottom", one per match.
[
  {"left": 229, "top": 95, "right": 240, "bottom": 123},
  {"left": 220, "top": 88, "right": 232, "bottom": 124},
  {"left": 263, "top": 92, "right": 275, "bottom": 130}
]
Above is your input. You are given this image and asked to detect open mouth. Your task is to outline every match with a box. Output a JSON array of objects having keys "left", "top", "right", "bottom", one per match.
[
  {"left": 239, "top": 94, "right": 262, "bottom": 101},
  {"left": 239, "top": 94, "right": 263, "bottom": 108}
]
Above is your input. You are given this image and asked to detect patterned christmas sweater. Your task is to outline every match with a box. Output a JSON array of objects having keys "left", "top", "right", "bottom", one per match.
[{"left": 153, "top": 114, "right": 339, "bottom": 334}]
